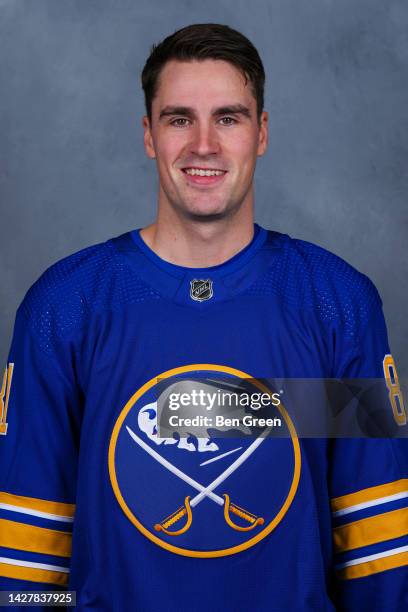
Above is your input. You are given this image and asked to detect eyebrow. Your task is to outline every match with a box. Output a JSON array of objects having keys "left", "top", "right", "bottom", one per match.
[{"left": 158, "top": 104, "right": 251, "bottom": 120}]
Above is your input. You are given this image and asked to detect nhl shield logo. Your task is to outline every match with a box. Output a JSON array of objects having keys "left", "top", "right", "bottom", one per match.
[{"left": 190, "top": 279, "right": 213, "bottom": 301}]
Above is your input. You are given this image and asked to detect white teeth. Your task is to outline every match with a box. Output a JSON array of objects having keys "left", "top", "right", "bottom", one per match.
[{"left": 184, "top": 168, "right": 225, "bottom": 177}]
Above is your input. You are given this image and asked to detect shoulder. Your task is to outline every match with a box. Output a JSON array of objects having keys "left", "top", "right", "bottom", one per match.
[
  {"left": 256, "top": 232, "right": 383, "bottom": 338},
  {"left": 17, "top": 234, "right": 158, "bottom": 351},
  {"left": 21, "top": 237, "right": 112, "bottom": 313},
  {"left": 284, "top": 235, "right": 379, "bottom": 300}
]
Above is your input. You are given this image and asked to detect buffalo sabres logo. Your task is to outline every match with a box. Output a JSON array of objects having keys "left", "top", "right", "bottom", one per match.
[
  {"left": 190, "top": 279, "right": 213, "bottom": 301},
  {"left": 108, "top": 364, "right": 300, "bottom": 558}
]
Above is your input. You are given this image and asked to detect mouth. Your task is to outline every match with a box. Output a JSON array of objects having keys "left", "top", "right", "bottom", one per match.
[{"left": 181, "top": 167, "right": 228, "bottom": 187}]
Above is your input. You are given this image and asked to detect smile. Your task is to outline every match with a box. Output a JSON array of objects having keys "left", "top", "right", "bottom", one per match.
[
  {"left": 181, "top": 167, "right": 228, "bottom": 187},
  {"left": 183, "top": 168, "right": 226, "bottom": 177}
]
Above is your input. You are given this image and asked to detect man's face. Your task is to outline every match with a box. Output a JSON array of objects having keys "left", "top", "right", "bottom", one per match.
[{"left": 143, "top": 59, "right": 268, "bottom": 220}]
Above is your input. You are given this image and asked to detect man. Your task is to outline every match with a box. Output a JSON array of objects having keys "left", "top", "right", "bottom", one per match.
[{"left": 0, "top": 23, "right": 407, "bottom": 611}]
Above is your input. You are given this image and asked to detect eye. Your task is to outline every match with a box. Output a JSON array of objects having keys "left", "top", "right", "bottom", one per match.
[
  {"left": 218, "top": 116, "right": 237, "bottom": 126},
  {"left": 170, "top": 118, "right": 190, "bottom": 127}
]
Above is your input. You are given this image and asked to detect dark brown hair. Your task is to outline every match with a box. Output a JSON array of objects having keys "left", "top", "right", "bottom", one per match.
[{"left": 141, "top": 23, "right": 265, "bottom": 123}]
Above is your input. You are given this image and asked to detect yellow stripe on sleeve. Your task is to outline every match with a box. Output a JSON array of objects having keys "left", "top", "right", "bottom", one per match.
[
  {"left": 0, "top": 519, "right": 72, "bottom": 557},
  {"left": 337, "top": 550, "right": 408, "bottom": 580},
  {"left": 0, "top": 492, "right": 75, "bottom": 519},
  {"left": 333, "top": 507, "right": 408, "bottom": 553},
  {"left": 331, "top": 479, "right": 408, "bottom": 513},
  {"left": 0, "top": 561, "right": 68, "bottom": 586}
]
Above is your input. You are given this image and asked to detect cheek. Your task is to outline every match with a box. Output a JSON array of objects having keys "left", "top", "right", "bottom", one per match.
[
  {"left": 154, "top": 130, "right": 188, "bottom": 157},
  {"left": 227, "top": 131, "right": 260, "bottom": 164},
  {"left": 155, "top": 143, "right": 184, "bottom": 174}
]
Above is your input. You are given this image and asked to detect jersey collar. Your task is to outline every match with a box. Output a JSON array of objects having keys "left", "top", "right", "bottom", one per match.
[{"left": 112, "top": 224, "right": 284, "bottom": 307}]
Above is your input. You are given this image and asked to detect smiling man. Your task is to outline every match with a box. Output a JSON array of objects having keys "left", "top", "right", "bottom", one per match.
[
  {"left": 140, "top": 49, "right": 267, "bottom": 267},
  {"left": 0, "top": 23, "right": 407, "bottom": 611}
]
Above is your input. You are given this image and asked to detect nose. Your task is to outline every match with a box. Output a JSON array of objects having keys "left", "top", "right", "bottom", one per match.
[{"left": 189, "top": 122, "right": 220, "bottom": 157}]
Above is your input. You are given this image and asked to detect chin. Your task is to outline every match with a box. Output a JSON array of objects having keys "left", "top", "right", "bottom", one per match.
[
  {"left": 172, "top": 198, "right": 226, "bottom": 218},
  {"left": 180, "top": 203, "right": 231, "bottom": 221},
  {"left": 185, "top": 210, "right": 228, "bottom": 222}
]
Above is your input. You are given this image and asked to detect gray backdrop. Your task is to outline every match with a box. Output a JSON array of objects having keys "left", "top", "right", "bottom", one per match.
[{"left": 1, "top": 0, "right": 407, "bottom": 376}]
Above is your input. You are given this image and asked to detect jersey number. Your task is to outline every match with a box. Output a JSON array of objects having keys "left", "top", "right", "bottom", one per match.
[
  {"left": 0, "top": 363, "right": 14, "bottom": 436},
  {"left": 382, "top": 355, "right": 406, "bottom": 426}
]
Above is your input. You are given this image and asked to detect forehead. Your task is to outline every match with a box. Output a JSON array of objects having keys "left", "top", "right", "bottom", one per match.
[{"left": 153, "top": 59, "right": 255, "bottom": 111}]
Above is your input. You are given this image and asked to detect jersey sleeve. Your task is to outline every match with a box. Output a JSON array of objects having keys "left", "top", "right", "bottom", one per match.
[
  {"left": 0, "top": 304, "right": 81, "bottom": 592},
  {"left": 329, "top": 288, "right": 408, "bottom": 610}
]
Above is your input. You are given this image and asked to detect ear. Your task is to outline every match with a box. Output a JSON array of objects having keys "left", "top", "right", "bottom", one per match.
[
  {"left": 143, "top": 116, "right": 156, "bottom": 159},
  {"left": 257, "top": 111, "right": 268, "bottom": 157}
]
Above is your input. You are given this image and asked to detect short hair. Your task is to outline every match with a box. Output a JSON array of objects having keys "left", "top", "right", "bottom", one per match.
[{"left": 141, "top": 23, "right": 265, "bottom": 123}]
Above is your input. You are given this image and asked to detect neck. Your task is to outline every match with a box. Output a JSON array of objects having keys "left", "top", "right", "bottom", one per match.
[{"left": 140, "top": 206, "right": 254, "bottom": 269}]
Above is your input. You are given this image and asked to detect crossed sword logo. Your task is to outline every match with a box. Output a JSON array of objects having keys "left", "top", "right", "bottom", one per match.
[{"left": 127, "top": 425, "right": 271, "bottom": 536}]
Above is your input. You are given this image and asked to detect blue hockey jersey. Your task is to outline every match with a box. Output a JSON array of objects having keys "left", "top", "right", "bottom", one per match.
[{"left": 1, "top": 224, "right": 407, "bottom": 610}]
